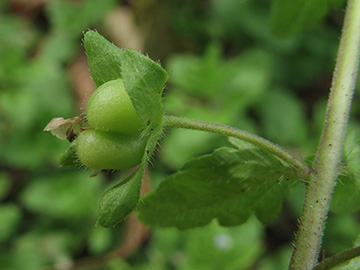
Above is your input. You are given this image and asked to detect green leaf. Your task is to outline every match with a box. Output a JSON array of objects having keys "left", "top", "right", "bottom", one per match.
[
  {"left": 269, "top": 0, "right": 329, "bottom": 37},
  {"left": 97, "top": 166, "right": 144, "bottom": 227},
  {"left": 138, "top": 147, "right": 296, "bottom": 229}
]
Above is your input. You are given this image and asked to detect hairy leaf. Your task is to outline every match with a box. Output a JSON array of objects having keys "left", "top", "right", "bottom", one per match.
[
  {"left": 97, "top": 167, "right": 144, "bottom": 227},
  {"left": 138, "top": 147, "right": 297, "bottom": 229}
]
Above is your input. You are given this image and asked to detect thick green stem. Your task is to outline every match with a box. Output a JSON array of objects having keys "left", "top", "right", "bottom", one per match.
[
  {"left": 162, "top": 114, "right": 310, "bottom": 174},
  {"left": 289, "top": 0, "right": 360, "bottom": 269}
]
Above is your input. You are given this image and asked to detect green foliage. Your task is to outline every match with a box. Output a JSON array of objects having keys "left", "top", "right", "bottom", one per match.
[
  {"left": 21, "top": 172, "right": 103, "bottom": 220},
  {"left": 0, "top": 172, "right": 11, "bottom": 200},
  {"left": 138, "top": 144, "right": 297, "bottom": 229},
  {"left": 269, "top": 0, "right": 329, "bottom": 37},
  {"left": 98, "top": 167, "right": 144, "bottom": 227},
  {"left": 83, "top": 31, "right": 168, "bottom": 226},
  {"left": 331, "top": 129, "right": 360, "bottom": 213},
  {"left": 334, "top": 233, "right": 360, "bottom": 269},
  {"left": 0, "top": 0, "right": 358, "bottom": 269},
  {"left": 323, "top": 213, "right": 360, "bottom": 254},
  {"left": 258, "top": 88, "right": 308, "bottom": 146},
  {"left": 144, "top": 218, "right": 263, "bottom": 270},
  {"left": 0, "top": 204, "right": 22, "bottom": 242},
  {"left": 162, "top": 47, "right": 272, "bottom": 168}
]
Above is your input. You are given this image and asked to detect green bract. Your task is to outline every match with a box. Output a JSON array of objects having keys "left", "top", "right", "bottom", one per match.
[
  {"left": 86, "top": 79, "right": 144, "bottom": 134},
  {"left": 76, "top": 130, "right": 146, "bottom": 170}
]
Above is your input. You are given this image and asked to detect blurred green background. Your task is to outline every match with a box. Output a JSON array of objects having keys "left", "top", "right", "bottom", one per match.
[{"left": 0, "top": 0, "right": 359, "bottom": 269}]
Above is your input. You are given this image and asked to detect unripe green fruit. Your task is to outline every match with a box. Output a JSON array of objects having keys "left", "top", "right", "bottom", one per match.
[
  {"left": 76, "top": 130, "right": 146, "bottom": 170},
  {"left": 86, "top": 79, "right": 144, "bottom": 134}
]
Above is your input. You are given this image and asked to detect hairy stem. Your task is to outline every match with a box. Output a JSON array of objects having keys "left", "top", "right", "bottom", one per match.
[
  {"left": 289, "top": 0, "right": 360, "bottom": 269},
  {"left": 313, "top": 246, "right": 360, "bottom": 270},
  {"left": 162, "top": 114, "right": 310, "bottom": 174}
]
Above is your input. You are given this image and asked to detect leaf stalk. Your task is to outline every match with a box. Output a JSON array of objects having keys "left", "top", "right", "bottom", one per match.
[{"left": 162, "top": 114, "right": 310, "bottom": 175}]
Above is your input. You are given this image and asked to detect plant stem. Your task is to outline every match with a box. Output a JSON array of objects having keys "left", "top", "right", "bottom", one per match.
[
  {"left": 289, "top": 0, "right": 360, "bottom": 269},
  {"left": 162, "top": 114, "right": 310, "bottom": 174},
  {"left": 313, "top": 246, "right": 360, "bottom": 270}
]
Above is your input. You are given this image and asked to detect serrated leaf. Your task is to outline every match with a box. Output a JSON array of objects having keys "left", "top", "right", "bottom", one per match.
[
  {"left": 269, "top": 0, "right": 329, "bottom": 37},
  {"left": 97, "top": 166, "right": 144, "bottom": 227},
  {"left": 137, "top": 147, "right": 297, "bottom": 229}
]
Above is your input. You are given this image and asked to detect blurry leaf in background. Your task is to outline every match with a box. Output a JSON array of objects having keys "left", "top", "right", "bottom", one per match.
[
  {"left": 331, "top": 129, "right": 360, "bottom": 213},
  {"left": 269, "top": 0, "right": 329, "bottom": 38},
  {"left": 20, "top": 172, "right": 103, "bottom": 220},
  {"left": 167, "top": 45, "right": 223, "bottom": 98},
  {"left": 162, "top": 46, "right": 272, "bottom": 169},
  {"left": 43, "top": 0, "right": 117, "bottom": 63},
  {"left": 258, "top": 88, "right": 308, "bottom": 146},
  {"left": 258, "top": 246, "right": 293, "bottom": 270},
  {"left": 145, "top": 218, "right": 263, "bottom": 270},
  {"left": 0, "top": 172, "right": 11, "bottom": 200},
  {"left": 10, "top": 231, "right": 73, "bottom": 270},
  {"left": 210, "top": 0, "right": 297, "bottom": 51},
  {"left": 334, "top": 233, "right": 360, "bottom": 270},
  {"left": 139, "top": 145, "right": 296, "bottom": 229},
  {"left": 323, "top": 214, "right": 360, "bottom": 254},
  {"left": 0, "top": 204, "right": 22, "bottom": 242},
  {"left": 167, "top": 46, "right": 272, "bottom": 111},
  {"left": 331, "top": 173, "right": 360, "bottom": 214},
  {"left": 48, "top": 0, "right": 117, "bottom": 34},
  {"left": 88, "top": 226, "right": 113, "bottom": 255}
]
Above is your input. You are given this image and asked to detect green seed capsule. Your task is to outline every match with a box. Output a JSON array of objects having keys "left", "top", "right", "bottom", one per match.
[
  {"left": 76, "top": 129, "right": 146, "bottom": 170},
  {"left": 86, "top": 79, "right": 144, "bottom": 134}
]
